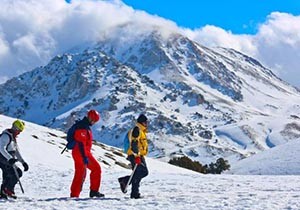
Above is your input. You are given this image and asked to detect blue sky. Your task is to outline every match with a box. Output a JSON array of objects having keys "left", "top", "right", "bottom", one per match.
[{"left": 122, "top": 0, "right": 300, "bottom": 34}]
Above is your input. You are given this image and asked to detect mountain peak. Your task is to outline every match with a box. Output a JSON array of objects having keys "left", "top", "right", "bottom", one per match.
[{"left": 1, "top": 32, "right": 300, "bottom": 165}]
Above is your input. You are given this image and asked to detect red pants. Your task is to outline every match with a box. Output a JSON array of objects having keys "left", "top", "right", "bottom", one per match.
[{"left": 70, "top": 151, "right": 102, "bottom": 197}]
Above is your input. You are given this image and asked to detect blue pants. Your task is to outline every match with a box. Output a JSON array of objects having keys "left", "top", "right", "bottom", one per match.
[{"left": 127, "top": 155, "right": 148, "bottom": 196}]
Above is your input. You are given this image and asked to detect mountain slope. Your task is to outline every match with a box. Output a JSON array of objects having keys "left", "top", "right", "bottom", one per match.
[
  {"left": 1, "top": 115, "right": 300, "bottom": 210},
  {"left": 1, "top": 31, "right": 300, "bottom": 165},
  {"left": 228, "top": 137, "right": 300, "bottom": 175}
]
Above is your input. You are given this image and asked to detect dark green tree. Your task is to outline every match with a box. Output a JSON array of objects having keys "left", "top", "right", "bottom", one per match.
[
  {"left": 168, "top": 156, "right": 205, "bottom": 173},
  {"left": 169, "top": 156, "right": 230, "bottom": 174}
]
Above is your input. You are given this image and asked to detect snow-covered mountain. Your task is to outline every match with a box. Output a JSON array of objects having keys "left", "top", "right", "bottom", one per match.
[
  {"left": 1, "top": 31, "right": 300, "bottom": 165},
  {"left": 1, "top": 114, "right": 300, "bottom": 210}
]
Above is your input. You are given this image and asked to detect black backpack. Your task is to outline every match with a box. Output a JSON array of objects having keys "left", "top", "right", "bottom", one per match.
[{"left": 61, "top": 122, "right": 78, "bottom": 154}]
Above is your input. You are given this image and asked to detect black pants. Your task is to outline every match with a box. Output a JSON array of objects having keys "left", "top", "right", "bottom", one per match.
[
  {"left": 0, "top": 159, "right": 22, "bottom": 192},
  {"left": 126, "top": 155, "right": 148, "bottom": 196}
]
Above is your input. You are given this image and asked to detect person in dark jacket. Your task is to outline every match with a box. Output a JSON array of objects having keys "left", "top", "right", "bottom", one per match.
[
  {"left": 70, "top": 110, "right": 104, "bottom": 198},
  {"left": 0, "top": 120, "right": 29, "bottom": 199},
  {"left": 118, "top": 114, "right": 149, "bottom": 199}
]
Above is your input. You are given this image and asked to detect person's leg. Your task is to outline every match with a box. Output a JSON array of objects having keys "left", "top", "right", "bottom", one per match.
[
  {"left": 86, "top": 155, "right": 101, "bottom": 192},
  {"left": 118, "top": 175, "right": 130, "bottom": 193},
  {"left": 0, "top": 163, "right": 6, "bottom": 188},
  {"left": 87, "top": 155, "right": 104, "bottom": 197},
  {"left": 136, "top": 157, "right": 148, "bottom": 180},
  {"left": 8, "top": 167, "right": 22, "bottom": 193},
  {"left": 0, "top": 164, "right": 8, "bottom": 198},
  {"left": 0, "top": 165, "right": 20, "bottom": 198},
  {"left": 70, "top": 154, "right": 86, "bottom": 197},
  {"left": 131, "top": 165, "right": 148, "bottom": 197},
  {"left": 128, "top": 156, "right": 148, "bottom": 198}
]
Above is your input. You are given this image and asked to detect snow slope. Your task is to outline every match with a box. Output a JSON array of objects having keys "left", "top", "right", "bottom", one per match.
[
  {"left": 228, "top": 137, "right": 300, "bottom": 175},
  {"left": 1, "top": 115, "right": 300, "bottom": 209}
]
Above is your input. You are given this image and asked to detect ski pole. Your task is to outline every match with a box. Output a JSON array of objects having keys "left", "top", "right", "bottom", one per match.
[
  {"left": 61, "top": 146, "right": 67, "bottom": 154},
  {"left": 124, "top": 164, "right": 138, "bottom": 193},
  {"left": 12, "top": 165, "right": 24, "bottom": 194}
]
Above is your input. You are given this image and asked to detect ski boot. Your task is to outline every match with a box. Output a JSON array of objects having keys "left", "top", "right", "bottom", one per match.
[
  {"left": 89, "top": 190, "right": 105, "bottom": 198},
  {"left": 2, "top": 188, "right": 17, "bottom": 199},
  {"left": 0, "top": 192, "right": 8, "bottom": 199},
  {"left": 130, "top": 192, "right": 142, "bottom": 199},
  {"left": 118, "top": 177, "right": 128, "bottom": 193}
]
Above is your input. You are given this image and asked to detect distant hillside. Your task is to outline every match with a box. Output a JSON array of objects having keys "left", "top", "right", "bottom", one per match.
[
  {"left": 1, "top": 31, "right": 300, "bottom": 165},
  {"left": 228, "top": 137, "right": 300, "bottom": 175}
]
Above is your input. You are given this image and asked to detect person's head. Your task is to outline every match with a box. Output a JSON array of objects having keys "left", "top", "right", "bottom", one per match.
[
  {"left": 87, "top": 110, "right": 100, "bottom": 125},
  {"left": 137, "top": 114, "right": 148, "bottom": 127},
  {"left": 12, "top": 119, "right": 25, "bottom": 135}
]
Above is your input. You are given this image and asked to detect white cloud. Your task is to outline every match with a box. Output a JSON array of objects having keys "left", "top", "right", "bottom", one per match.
[
  {"left": 0, "top": 0, "right": 299, "bottom": 87},
  {"left": 183, "top": 12, "right": 300, "bottom": 87},
  {"left": 254, "top": 12, "right": 300, "bottom": 87},
  {"left": 183, "top": 25, "right": 257, "bottom": 56},
  {"left": 0, "top": 0, "right": 179, "bottom": 83},
  {"left": 0, "top": 32, "right": 9, "bottom": 57}
]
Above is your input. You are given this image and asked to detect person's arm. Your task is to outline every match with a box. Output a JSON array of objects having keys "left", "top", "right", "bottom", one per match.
[
  {"left": 14, "top": 143, "right": 29, "bottom": 171},
  {"left": 131, "top": 127, "right": 141, "bottom": 165},
  {"left": 131, "top": 126, "right": 139, "bottom": 155},
  {"left": 74, "top": 129, "right": 89, "bottom": 164},
  {"left": 14, "top": 143, "right": 25, "bottom": 163},
  {"left": 0, "top": 134, "right": 13, "bottom": 161}
]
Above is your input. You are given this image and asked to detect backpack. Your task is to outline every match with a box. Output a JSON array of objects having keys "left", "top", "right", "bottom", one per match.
[
  {"left": 61, "top": 123, "right": 78, "bottom": 154},
  {"left": 66, "top": 123, "right": 78, "bottom": 149},
  {"left": 0, "top": 130, "right": 12, "bottom": 144},
  {"left": 123, "top": 129, "right": 132, "bottom": 154}
]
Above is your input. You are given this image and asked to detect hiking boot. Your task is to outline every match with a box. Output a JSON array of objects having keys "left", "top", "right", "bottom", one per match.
[
  {"left": 130, "top": 193, "right": 142, "bottom": 199},
  {"left": 118, "top": 177, "right": 127, "bottom": 193},
  {"left": 0, "top": 184, "right": 6, "bottom": 199},
  {"left": 2, "top": 188, "right": 17, "bottom": 199},
  {"left": 0, "top": 192, "right": 8, "bottom": 199},
  {"left": 89, "top": 190, "right": 105, "bottom": 198}
]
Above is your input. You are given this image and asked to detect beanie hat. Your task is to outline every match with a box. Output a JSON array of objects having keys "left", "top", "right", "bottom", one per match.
[{"left": 137, "top": 114, "right": 148, "bottom": 123}]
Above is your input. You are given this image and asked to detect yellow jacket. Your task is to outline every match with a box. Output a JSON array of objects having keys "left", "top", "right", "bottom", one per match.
[{"left": 127, "top": 123, "right": 148, "bottom": 157}]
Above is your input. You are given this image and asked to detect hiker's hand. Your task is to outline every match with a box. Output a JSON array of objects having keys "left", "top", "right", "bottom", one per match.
[
  {"left": 8, "top": 158, "right": 17, "bottom": 165},
  {"left": 22, "top": 162, "right": 29, "bottom": 171},
  {"left": 83, "top": 157, "right": 89, "bottom": 165},
  {"left": 135, "top": 156, "right": 141, "bottom": 165}
]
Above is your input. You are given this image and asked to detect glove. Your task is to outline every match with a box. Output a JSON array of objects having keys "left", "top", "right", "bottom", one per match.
[
  {"left": 8, "top": 158, "right": 18, "bottom": 165},
  {"left": 22, "top": 162, "right": 29, "bottom": 171},
  {"left": 135, "top": 156, "right": 141, "bottom": 165},
  {"left": 83, "top": 157, "right": 89, "bottom": 165}
]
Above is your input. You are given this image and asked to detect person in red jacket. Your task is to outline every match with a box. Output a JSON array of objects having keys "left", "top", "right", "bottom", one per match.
[{"left": 70, "top": 110, "right": 104, "bottom": 198}]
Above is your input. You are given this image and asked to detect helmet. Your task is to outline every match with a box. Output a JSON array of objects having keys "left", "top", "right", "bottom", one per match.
[
  {"left": 12, "top": 120, "right": 25, "bottom": 132},
  {"left": 87, "top": 110, "right": 100, "bottom": 123}
]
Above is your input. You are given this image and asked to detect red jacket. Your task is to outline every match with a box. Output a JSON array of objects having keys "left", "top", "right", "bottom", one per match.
[
  {"left": 72, "top": 117, "right": 93, "bottom": 157},
  {"left": 73, "top": 128, "right": 93, "bottom": 155}
]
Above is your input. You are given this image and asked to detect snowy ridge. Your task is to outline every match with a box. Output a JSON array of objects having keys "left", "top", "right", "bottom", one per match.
[
  {"left": 1, "top": 31, "right": 300, "bottom": 166},
  {"left": 228, "top": 138, "right": 300, "bottom": 175},
  {"left": 1, "top": 115, "right": 300, "bottom": 209}
]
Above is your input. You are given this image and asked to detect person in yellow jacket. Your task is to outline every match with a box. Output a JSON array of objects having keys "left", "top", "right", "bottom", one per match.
[{"left": 118, "top": 114, "right": 149, "bottom": 199}]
